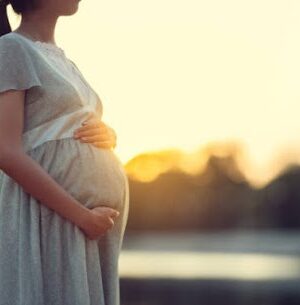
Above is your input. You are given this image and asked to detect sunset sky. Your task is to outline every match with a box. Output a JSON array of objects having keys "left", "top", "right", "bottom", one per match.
[{"left": 7, "top": 0, "right": 300, "bottom": 186}]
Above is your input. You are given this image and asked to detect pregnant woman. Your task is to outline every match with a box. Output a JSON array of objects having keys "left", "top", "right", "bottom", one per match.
[{"left": 0, "top": 1, "right": 129, "bottom": 305}]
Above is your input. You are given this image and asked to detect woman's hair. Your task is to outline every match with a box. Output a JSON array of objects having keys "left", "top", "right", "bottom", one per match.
[{"left": 0, "top": 0, "right": 38, "bottom": 37}]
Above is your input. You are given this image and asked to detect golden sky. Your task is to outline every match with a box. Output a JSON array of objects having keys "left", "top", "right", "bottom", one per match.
[{"left": 8, "top": 0, "right": 300, "bottom": 186}]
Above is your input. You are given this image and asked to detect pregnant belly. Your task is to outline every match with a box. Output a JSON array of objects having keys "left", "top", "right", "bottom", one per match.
[{"left": 27, "top": 137, "right": 127, "bottom": 214}]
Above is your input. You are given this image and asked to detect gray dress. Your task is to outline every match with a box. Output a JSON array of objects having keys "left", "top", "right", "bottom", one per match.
[{"left": 0, "top": 32, "right": 130, "bottom": 305}]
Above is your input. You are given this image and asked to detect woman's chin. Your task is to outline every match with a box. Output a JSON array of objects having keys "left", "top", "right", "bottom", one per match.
[{"left": 60, "top": 3, "right": 80, "bottom": 16}]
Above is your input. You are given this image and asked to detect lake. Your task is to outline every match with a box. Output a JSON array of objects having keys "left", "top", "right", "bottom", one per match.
[{"left": 119, "top": 229, "right": 300, "bottom": 305}]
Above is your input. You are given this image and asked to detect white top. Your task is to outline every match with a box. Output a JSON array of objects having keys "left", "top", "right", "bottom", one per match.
[{"left": 0, "top": 31, "right": 103, "bottom": 153}]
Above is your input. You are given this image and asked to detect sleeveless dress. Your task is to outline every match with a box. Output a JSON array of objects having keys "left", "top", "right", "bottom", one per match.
[{"left": 0, "top": 32, "right": 130, "bottom": 305}]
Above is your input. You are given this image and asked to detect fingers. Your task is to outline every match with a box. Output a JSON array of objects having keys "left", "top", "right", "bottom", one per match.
[
  {"left": 93, "top": 206, "right": 120, "bottom": 218},
  {"left": 74, "top": 125, "right": 106, "bottom": 138},
  {"left": 86, "top": 209, "right": 119, "bottom": 240},
  {"left": 105, "top": 207, "right": 120, "bottom": 217},
  {"left": 79, "top": 138, "right": 114, "bottom": 149},
  {"left": 76, "top": 118, "right": 113, "bottom": 135},
  {"left": 73, "top": 119, "right": 117, "bottom": 149},
  {"left": 110, "top": 209, "right": 120, "bottom": 217},
  {"left": 74, "top": 124, "right": 107, "bottom": 138},
  {"left": 92, "top": 141, "right": 114, "bottom": 149},
  {"left": 108, "top": 217, "right": 115, "bottom": 227},
  {"left": 77, "top": 121, "right": 106, "bottom": 132},
  {"left": 79, "top": 133, "right": 111, "bottom": 142},
  {"left": 74, "top": 130, "right": 110, "bottom": 142},
  {"left": 103, "top": 212, "right": 118, "bottom": 233},
  {"left": 74, "top": 133, "right": 115, "bottom": 149}
]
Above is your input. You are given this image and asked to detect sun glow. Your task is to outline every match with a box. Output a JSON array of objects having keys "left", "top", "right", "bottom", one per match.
[{"left": 7, "top": 0, "right": 300, "bottom": 186}]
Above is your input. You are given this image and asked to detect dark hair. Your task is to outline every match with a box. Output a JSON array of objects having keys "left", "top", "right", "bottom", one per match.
[{"left": 0, "top": 0, "right": 39, "bottom": 37}]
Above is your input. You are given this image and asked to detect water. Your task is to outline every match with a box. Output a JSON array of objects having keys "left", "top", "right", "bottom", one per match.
[{"left": 119, "top": 230, "right": 300, "bottom": 305}]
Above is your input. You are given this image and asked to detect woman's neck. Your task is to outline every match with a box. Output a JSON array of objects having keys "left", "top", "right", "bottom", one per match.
[{"left": 14, "top": 13, "right": 58, "bottom": 45}]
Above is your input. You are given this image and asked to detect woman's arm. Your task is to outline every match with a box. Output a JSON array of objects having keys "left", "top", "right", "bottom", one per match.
[{"left": 0, "top": 89, "right": 90, "bottom": 229}]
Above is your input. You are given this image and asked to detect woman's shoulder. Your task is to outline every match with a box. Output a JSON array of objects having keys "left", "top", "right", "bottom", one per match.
[
  {"left": 0, "top": 32, "right": 43, "bottom": 96},
  {"left": 0, "top": 31, "right": 66, "bottom": 61},
  {"left": 0, "top": 32, "right": 37, "bottom": 57},
  {"left": 0, "top": 32, "right": 28, "bottom": 46},
  {"left": 0, "top": 32, "right": 21, "bottom": 47}
]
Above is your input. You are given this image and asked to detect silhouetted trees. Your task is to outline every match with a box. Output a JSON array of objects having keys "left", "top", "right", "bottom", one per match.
[{"left": 125, "top": 148, "right": 300, "bottom": 232}]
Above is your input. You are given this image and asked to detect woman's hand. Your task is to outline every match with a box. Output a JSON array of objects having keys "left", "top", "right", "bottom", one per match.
[
  {"left": 73, "top": 112, "right": 117, "bottom": 149},
  {"left": 81, "top": 206, "right": 120, "bottom": 240}
]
